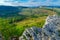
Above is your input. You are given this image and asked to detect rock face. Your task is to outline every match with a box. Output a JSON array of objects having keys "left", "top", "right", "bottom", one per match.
[
  {"left": 19, "top": 14, "right": 60, "bottom": 40},
  {"left": 0, "top": 32, "right": 3, "bottom": 40}
]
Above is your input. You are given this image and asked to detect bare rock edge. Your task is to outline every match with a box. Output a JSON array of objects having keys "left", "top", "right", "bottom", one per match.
[{"left": 19, "top": 14, "right": 60, "bottom": 40}]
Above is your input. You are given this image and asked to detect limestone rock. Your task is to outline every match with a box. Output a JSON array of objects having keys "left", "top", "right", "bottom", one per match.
[
  {"left": 43, "top": 14, "right": 60, "bottom": 36},
  {"left": 19, "top": 14, "right": 60, "bottom": 40}
]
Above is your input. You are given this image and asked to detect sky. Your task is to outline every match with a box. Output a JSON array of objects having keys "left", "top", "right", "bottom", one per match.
[{"left": 0, "top": 0, "right": 60, "bottom": 7}]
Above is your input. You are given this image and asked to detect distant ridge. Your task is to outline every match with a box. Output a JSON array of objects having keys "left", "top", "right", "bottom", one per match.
[
  {"left": 0, "top": 5, "right": 60, "bottom": 11},
  {"left": 42, "top": 6, "right": 60, "bottom": 8},
  {"left": 0, "top": 5, "right": 19, "bottom": 11}
]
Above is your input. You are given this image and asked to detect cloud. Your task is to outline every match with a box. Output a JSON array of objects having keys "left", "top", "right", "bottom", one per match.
[
  {"left": 0, "top": 0, "right": 60, "bottom": 6},
  {"left": 3, "top": 0, "right": 42, "bottom": 6}
]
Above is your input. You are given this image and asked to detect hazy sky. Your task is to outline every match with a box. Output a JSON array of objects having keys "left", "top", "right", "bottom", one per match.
[{"left": 0, "top": 0, "right": 60, "bottom": 6}]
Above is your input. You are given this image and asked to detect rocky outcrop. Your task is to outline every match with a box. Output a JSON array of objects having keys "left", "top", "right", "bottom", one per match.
[
  {"left": 19, "top": 14, "right": 60, "bottom": 40},
  {"left": 0, "top": 32, "right": 3, "bottom": 40}
]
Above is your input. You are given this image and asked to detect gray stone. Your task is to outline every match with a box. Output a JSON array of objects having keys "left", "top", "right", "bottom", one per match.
[{"left": 19, "top": 14, "right": 60, "bottom": 40}]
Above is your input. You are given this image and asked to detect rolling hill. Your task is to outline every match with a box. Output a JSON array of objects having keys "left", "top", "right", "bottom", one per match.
[{"left": 0, "top": 6, "right": 59, "bottom": 40}]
